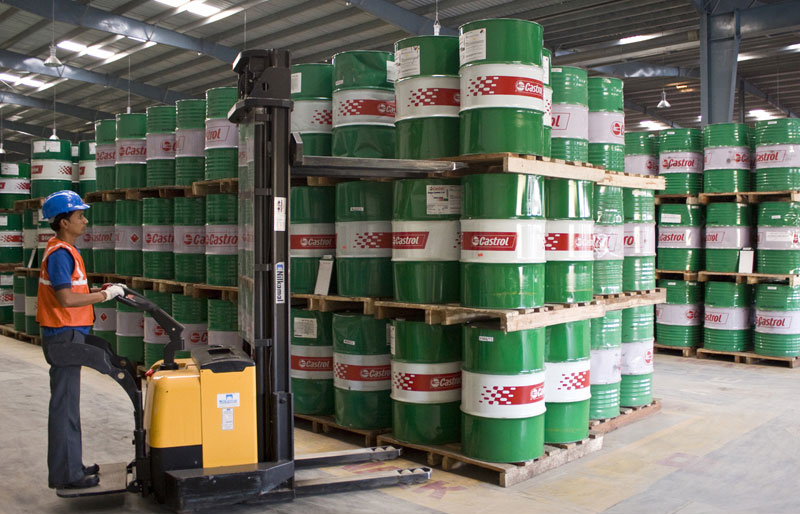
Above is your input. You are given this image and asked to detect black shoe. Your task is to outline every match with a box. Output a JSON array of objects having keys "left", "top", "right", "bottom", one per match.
[
  {"left": 50, "top": 474, "right": 100, "bottom": 490},
  {"left": 83, "top": 464, "right": 99, "bottom": 476}
]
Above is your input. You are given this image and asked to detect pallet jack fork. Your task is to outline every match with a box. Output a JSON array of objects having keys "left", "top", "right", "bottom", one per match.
[{"left": 50, "top": 48, "right": 430, "bottom": 511}]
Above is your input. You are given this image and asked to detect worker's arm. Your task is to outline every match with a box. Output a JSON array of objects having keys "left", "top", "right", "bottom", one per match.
[{"left": 54, "top": 289, "right": 108, "bottom": 308}]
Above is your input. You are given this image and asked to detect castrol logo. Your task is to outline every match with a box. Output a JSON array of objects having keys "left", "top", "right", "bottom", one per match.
[
  {"left": 515, "top": 80, "right": 542, "bottom": 95},
  {"left": 659, "top": 233, "right": 685, "bottom": 243},
  {"left": 161, "top": 140, "right": 173, "bottom": 152},
  {"left": 686, "top": 308, "right": 701, "bottom": 321},
  {"left": 705, "top": 232, "right": 722, "bottom": 243},
  {"left": 646, "top": 159, "right": 657, "bottom": 171},
  {"left": 184, "top": 233, "right": 206, "bottom": 246},
  {"left": 145, "top": 233, "right": 174, "bottom": 244},
  {"left": 530, "top": 385, "right": 544, "bottom": 401},
  {"left": 189, "top": 331, "right": 209, "bottom": 344},
  {"left": 430, "top": 375, "right": 461, "bottom": 389},
  {"left": 462, "top": 232, "right": 516, "bottom": 251},
  {"left": 662, "top": 158, "right": 696, "bottom": 169},
  {"left": 359, "top": 367, "right": 391, "bottom": 379},
  {"left": 377, "top": 102, "right": 396, "bottom": 116},
  {"left": 154, "top": 325, "right": 166, "bottom": 337},
  {"left": 645, "top": 350, "right": 653, "bottom": 364},
  {"left": 757, "top": 150, "right": 786, "bottom": 163},
  {"left": 756, "top": 315, "right": 788, "bottom": 328},
  {"left": 705, "top": 312, "right": 727, "bottom": 324},
  {"left": 118, "top": 144, "right": 146, "bottom": 157},
  {"left": 552, "top": 113, "right": 569, "bottom": 130},
  {"left": 392, "top": 231, "right": 429, "bottom": 250},
  {"left": 611, "top": 120, "right": 624, "bottom": 137},
  {"left": 96, "top": 149, "right": 115, "bottom": 160},
  {"left": 292, "top": 234, "right": 335, "bottom": 249},
  {"left": 298, "top": 358, "right": 332, "bottom": 370}
]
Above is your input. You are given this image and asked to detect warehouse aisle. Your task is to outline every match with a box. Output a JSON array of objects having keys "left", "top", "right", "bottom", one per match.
[{"left": 1, "top": 335, "right": 798, "bottom": 514}]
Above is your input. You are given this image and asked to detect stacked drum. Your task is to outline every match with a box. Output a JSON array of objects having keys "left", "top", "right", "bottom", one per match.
[
  {"left": 205, "top": 194, "right": 238, "bottom": 286},
  {"left": 173, "top": 295, "right": 208, "bottom": 353},
  {"left": 92, "top": 283, "right": 117, "bottom": 351},
  {"left": 291, "top": 63, "right": 334, "bottom": 156},
  {"left": 392, "top": 178, "right": 461, "bottom": 303},
  {"left": 458, "top": 19, "right": 545, "bottom": 156},
  {"left": 205, "top": 87, "right": 239, "bottom": 180},
  {"left": 115, "top": 113, "right": 147, "bottom": 189},
  {"left": 460, "top": 173, "right": 545, "bottom": 308},
  {"left": 594, "top": 184, "right": 624, "bottom": 294},
  {"left": 550, "top": 66, "right": 588, "bottom": 162},
  {"left": 753, "top": 119, "right": 800, "bottom": 191},
  {"left": 145, "top": 105, "right": 176, "bottom": 186},
  {"left": 173, "top": 197, "right": 205, "bottom": 282},
  {"left": 291, "top": 309, "right": 335, "bottom": 415},
  {"left": 587, "top": 77, "right": 625, "bottom": 171},
  {"left": 590, "top": 310, "right": 622, "bottom": 419},
  {"left": 31, "top": 139, "right": 72, "bottom": 198},
  {"left": 620, "top": 305, "right": 654, "bottom": 407},
  {"left": 704, "top": 203, "right": 751, "bottom": 272},
  {"left": 78, "top": 140, "right": 96, "bottom": 195},
  {"left": 95, "top": 119, "right": 117, "bottom": 191},
  {"left": 331, "top": 51, "right": 396, "bottom": 158},
  {"left": 544, "top": 320, "right": 591, "bottom": 443},
  {"left": 175, "top": 99, "right": 207, "bottom": 185},
  {"left": 91, "top": 202, "right": 115, "bottom": 273},
  {"left": 703, "top": 281, "right": 752, "bottom": 352},
  {"left": 541, "top": 48, "right": 552, "bottom": 158},
  {"left": 659, "top": 128, "right": 703, "bottom": 195},
  {"left": 656, "top": 280, "right": 703, "bottom": 349},
  {"left": 142, "top": 198, "right": 174, "bottom": 279},
  {"left": 756, "top": 202, "right": 800, "bottom": 274},
  {"left": 116, "top": 290, "right": 144, "bottom": 363},
  {"left": 115, "top": 200, "right": 143, "bottom": 276},
  {"left": 656, "top": 204, "right": 704, "bottom": 272},
  {"left": 394, "top": 35, "right": 460, "bottom": 159},
  {"left": 143, "top": 290, "right": 172, "bottom": 367},
  {"left": 624, "top": 131, "right": 658, "bottom": 175},
  {"left": 703, "top": 123, "right": 750, "bottom": 193},
  {"left": 290, "top": 186, "right": 336, "bottom": 294},
  {"left": 207, "top": 299, "right": 239, "bottom": 348},
  {"left": 754, "top": 284, "right": 800, "bottom": 357},
  {"left": 0, "top": 162, "right": 30, "bottom": 209}
]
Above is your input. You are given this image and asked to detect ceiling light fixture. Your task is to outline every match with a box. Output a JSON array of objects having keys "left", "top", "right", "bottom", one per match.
[
  {"left": 44, "top": 0, "right": 62, "bottom": 67},
  {"left": 657, "top": 89, "right": 671, "bottom": 109},
  {"left": 618, "top": 34, "right": 659, "bottom": 45}
]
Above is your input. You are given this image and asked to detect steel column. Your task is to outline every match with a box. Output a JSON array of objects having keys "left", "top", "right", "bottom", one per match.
[{"left": 700, "top": 10, "right": 740, "bottom": 126}]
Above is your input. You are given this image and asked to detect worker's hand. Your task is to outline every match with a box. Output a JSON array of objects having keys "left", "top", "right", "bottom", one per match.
[{"left": 102, "top": 285, "right": 125, "bottom": 302}]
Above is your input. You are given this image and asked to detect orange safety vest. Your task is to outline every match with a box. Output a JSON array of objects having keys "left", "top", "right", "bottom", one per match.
[{"left": 36, "top": 237, "right": 94, "bottom": 328}]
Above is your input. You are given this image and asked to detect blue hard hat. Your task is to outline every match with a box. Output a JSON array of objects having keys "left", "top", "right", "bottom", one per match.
[{"left": 41, "top": 190, "right": 90, "bottom": 220}]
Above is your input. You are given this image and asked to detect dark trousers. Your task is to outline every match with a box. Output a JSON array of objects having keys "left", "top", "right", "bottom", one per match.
[{"left": 43, "top": 330, "right": 85, "bottom": 486}]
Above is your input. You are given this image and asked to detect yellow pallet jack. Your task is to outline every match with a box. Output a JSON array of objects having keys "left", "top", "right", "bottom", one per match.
[{"left": 48, "top": 48, "right": 430, "bottom": 511}]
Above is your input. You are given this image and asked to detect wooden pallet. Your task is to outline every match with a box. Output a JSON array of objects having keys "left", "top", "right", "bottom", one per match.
[
  {"left": 598, "top": 289, "right": 665, "bottom": 312},
  {"left": 597, "top": 171, "right": 665, "bottom": 190},
  {"left": 191, "top": 178, "right": 239, "bottom": 196},
  {"left": 14, "top": 266, "right": 40, "bottom": 277},
  {"left": 698, "top": 271, "right": 800, "bottom": 286},
  {"left": 0, "top": 262, "right": 22, "bottom": 272},
  {"left": 589, "top": 399, "right": 663, "bottom": 434},
  {"left": 696, "top": 347, "right": 800, "bottom": 368},
  {"left": 84, "top": 185, "right": 190, "bottom": 203},
  {"left": 438, "top": 153, "right": 606, "bottom": 182},
  {"left": 292, "top": 293, "right": 381, "bottom": 315},
  {"left": 0, "top": 323, "right": 41, "bottom": 346},
  {"left": 375, "top": 433, "right": 603, "bottom": 488},
  {"left": 656, "top": 269, "right": 700, "bottom": 281},
  {"left": 129, "top": 276, "right": 238, "bottom": 300},
  {"left": 294, "top": 414, "right": 390, "bottom": 447},
  {"left": 86, "top": 272, "right": 136, "bottom": 286},
  {"left": 654, "top": 343, "right": 697, "bottom": 357},
  {"left": 699, "top": 190, "right": 800, "bottom": 205},
  {"left": 654, "top": 194, "right": 700, "bottom": 205},
  {"left": 13, "top": 197, "right": 43, "bottom": 211}
]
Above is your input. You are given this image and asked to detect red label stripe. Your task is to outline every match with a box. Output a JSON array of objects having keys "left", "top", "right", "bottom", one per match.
[
  {"left": 291, "top": 355, "right": 333, "bottom": 372},
  {"left": 334, "top": 363, "right": 391, "bottom": 381},
  {"left": 392, "top": 371, "right": 461, "bottom": 392},
  {"left": 406, "top": 88, "right": 460, "bottom": 107},
  {"left": 338, "top": 99, "right": 396, "bottom": 117},
  {"left": 466, "top": 76, "right": 544, "bottom": 99},
  {"left": 291, "top": 234, "right": 336, "bottom": 250},
  {"left": 392, "top": 231, "right": 429, "bottom": 250},
  {"left": 478, "top": 382, "right": 545, "bottom": 405},
  {"left": 545, "top": 232, "right": 594, "bottom": 252},
  {"left": 555, "top": 370, "right": 590, "bottom": 391},
  {"left": 461, "top": 232, "right": 517, "bottom": 251}
]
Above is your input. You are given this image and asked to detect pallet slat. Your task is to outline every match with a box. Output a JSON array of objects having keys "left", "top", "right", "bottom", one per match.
[
  {"left": 654, "top": 343, "right": 697, "bottom": 357},
  {"left": 439, "top": 153, "right": 605, "bottom": 182},
  {"left": 589, "top": 399, "right": 662, "bottom": 433},
  {"left": 294, "top": 414, "right": 389, "bottom": 447},
  {"left": 696, "top": 348, "right": 800, "bottom": 368},
  {"left": 598, "top": 171, "right": 665, "bottom": 190},
  {"left": 698, "top": 271, "right": 800, "bottom": 286}
]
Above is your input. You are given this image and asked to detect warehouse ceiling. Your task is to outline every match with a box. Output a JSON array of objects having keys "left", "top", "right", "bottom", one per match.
[{"left": 0, "top": 0, "right": 798, "bottom": 159}]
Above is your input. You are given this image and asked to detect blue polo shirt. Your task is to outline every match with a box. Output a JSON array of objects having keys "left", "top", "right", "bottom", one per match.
[{"left": 40, "top": 247, "right": 92, "bottom": 337}]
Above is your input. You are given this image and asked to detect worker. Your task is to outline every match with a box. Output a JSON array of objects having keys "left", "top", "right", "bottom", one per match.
[{"left": 37, "top": 190, "right": 125, "bottom": 490}]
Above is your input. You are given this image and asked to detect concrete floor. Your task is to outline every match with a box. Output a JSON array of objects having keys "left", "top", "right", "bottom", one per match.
[{"left": 2, "top": 335, "right": 799, "bottom": 514}]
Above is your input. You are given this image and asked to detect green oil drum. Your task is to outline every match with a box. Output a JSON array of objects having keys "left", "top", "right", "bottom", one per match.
[
  {"left": 659, "top": 128, "right": 703, "bottom": 194},
  {"left": 173, "top": 294, "right": 207, "bottom": 352},
  {"left": 75, "top": 207, "right": 92, "bottom": 273},
  {"left": 0, "top": 213, "right": 23, "bottom": 264},
  {"left": 753, "top": 118, "right": 800, "bottom": 192},
  {"left": 623, "top": 188, "right": 656, "bottom": 291},
  {"left": 391, "top": 320, "right": 461, "bottom": 444},
  {"left": 703, "top": 123, "right": 750, "bottom": 192},
  {"left": 656, "top": 280, "right": 703, "bottom": 348},
  {"left": 0, "top": 273, "right": 13, "bottom": 323},
  {"left": 335, "top": 181, "right": 393, "bottom": 297},
  {"left": 749, "top": 125, "right": 757, "bottom": 190},
  {"left": 0, "top": 163, "right": 32, "bottom": 209},
  {"left": 174, "top": 197, "right": 205, "bottom": 282},
  {"left": 620, "top": 305, "right": 654, "bottom": 407},
  {"left": 205, "top": 87, "right": 238, "bottom": 180},
  {"left": 142, "top": 198, "right": 174, "bottom": 279},
  {"left": 24, "top": 274, "right": 39, "bottom": 335},
  {"left": 92, "top": 285, "right": 117, "bottom": 352},
  {"left": 657, "top": 204, "right": 704, "bottom": 271},
  {"left": 37, "top": 212, "right": 55, "bottom": 265},
  {"left": 704, "top": 281, "right": 752, "bottom": 352},
  {"left": 545, "top": 178, "right": 594, "bottom": 303},
  {"left": 461, "top": 323, "right": 545, "bottom": 462},
  {"left": 71, "top": 145, "right": 80, "bottom": 192},
  {"left": 392, "top": 178, "right": 461, "bottom": 303},
  {"left": 91, "top": 202, "right": 115, "bottom": 273},
  {"left": 13, "top": 274, "right": 25, "bottom": 332},
  {"left": 115, "top": 113, "right": 147, "bottom": 189},
  {"left": 550, "top": 66, "right": 588, "bottom": 162},
  {"left": 31, "top": 139, "right": 72, "bottom": 198},
  {"left": 290, "top": 186, "right": 335, "bottom": 294},
  {"left": 705, "top": 203, "right": 752, "bottom": 272},
  {"left": 756, "top": 201, "right": 800, "bottom": 274},
  {"left": 115, "top": 200, "right": 143, "bottom": 276},
  {"left": 205, "top": 194, "right": 237, "bottom": 286},
  {"left": 625, "top": 131, "right": 658, "bottom": 175},
  {"left": 175, "top": 99, "right": 206, "bottom": 185},
  {"left": 291, "top": 309, "right": 334, "bottom": 415},
  {"left": 291, "top": 63, "right": 333, "bottom": 156},
  {"left": 588, "top": 77, "right": 625, "bottom": 172},
  {"left": 23, "top": 210, "right": 36, "bottom": 267},
  {"left": 754, "top": 283, "right": 800, "bottom": 357},
  {"left": 394, "top": 36, "right": 460, "bottom": 159},
  {"left": 541, "top": 48, "right": 552, "bottom": 158},
  {"left": 590, "top": 311, "right": 622, "bottom": 419},
  {"left": 207, "top": 299, "right": 239, "bottom": 348},
  {"left": 116, "top": 292, "right": 144, "bottom": 363},
  {"left": 94, "top": 119, "right": 116, "bottom": 191},
  {"left": 331, "top": 51, "right": 396, "bottom": 158},
  {"left": 544, "top": 320, "right": 591, "bottom": 443},
  {"left": 461, "top": 173, "right": 545, "bottom": 308},
  {"left": 78, "top": 140, "right": 96, "bottom": 195},
  {"left": 143, "top": 289, "right": 172, "bottom": 368},
  {"left": 332, "top": 313, "right": 391, "bottom": 429},
  {"left": 458, "top": 19, "right": 545, "bottom": 156},
  {"left": 594, "top": 185, "right": 624, "bottom": 295},
  {"left": 146, "top": 105, "right": 176, "bottom": 186}
]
